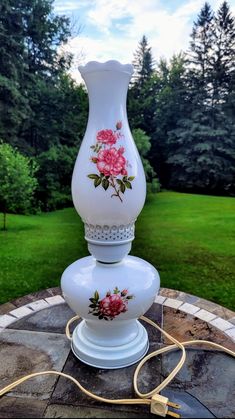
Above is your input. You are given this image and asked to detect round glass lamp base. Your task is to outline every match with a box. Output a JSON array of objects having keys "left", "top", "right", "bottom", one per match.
[{"left": 71, "top": 319, "right": 149, "bottom": 369}]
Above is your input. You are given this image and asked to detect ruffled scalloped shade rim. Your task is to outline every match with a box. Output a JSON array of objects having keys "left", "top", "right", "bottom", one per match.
[{"left": 78, "top": 60, "right": 133, "bottom": 76}]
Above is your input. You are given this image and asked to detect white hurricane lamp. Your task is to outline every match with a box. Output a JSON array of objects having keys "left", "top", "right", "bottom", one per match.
[{"left": 61, "top": 60, "right": 160, "bottom": 369}]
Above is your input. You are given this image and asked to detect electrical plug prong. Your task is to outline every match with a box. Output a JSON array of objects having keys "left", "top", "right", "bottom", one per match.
[
  {"left": 167, "top": 411, "right": 181, "bottom": 418},
  {"left": 167, "top": 401, "right": 181, "bottom": 409}
]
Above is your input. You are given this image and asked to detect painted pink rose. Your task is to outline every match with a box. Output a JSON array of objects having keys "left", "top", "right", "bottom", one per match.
[
  {"left": 99, "top": 294, "right": 127, "bottom": 318},
  {"left": 97, "top": 147, "right": 127, "bottom": 176},
  {"left": 88, "top": 287, "right": 134, "bottom": 320},
  {"left": 96, "top": 129, "right": 117, "bottom": 145}
]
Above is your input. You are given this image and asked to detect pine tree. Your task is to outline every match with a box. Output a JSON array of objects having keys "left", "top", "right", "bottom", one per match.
[
  {"left": 128, "top": 35, "right": 156, "bottom": 137},
  {"left": 211, "top": 1, "right": 235, "bottom": 105},
  {"left": 0, "top": 0, "right": 72, "bottom": 155},
  {"left": 167, "top": 2, "right": 235, "bottom": 195},
  {"left": 166, "top": 107, "right": 235, "bottom": 194},
  {"left": 151, "top": 54, "right": 189, "bottom": 186},
  {"left": 0, "top": 0, "right": 30, "bottom": 145},
  {"left": 19, "top": 0, "right": 72, "bottom": 154},
  {"left": 132, "top": 35, "right": 154, "bottom": 86},
  {"left": 22, "top": 0, "right": 71, "bottom": 79},
  {"left": 188, "top": 2, "right": 214, "bottom": 105},
  {"left": 190, "top": 2, "right": 214, "bottom": 78}
]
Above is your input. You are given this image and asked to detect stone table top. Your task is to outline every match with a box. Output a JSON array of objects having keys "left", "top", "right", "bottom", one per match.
[{"left": 0, "top": 287, "right": 234, "bottom": 418}]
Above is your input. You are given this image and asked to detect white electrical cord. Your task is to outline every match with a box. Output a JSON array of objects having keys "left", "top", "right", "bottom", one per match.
[{"left": 1, "top": 314, "right": 234, "bottom": 418}]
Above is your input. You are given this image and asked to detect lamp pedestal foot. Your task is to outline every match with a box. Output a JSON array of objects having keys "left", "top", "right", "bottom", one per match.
[{"left": 71, "top": 319, "right": 149, "bottom": 369}]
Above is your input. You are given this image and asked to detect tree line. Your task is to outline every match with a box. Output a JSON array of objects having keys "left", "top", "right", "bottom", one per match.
[
  {"left": 129, "top": 1, "right": 235, "bottom": 196},
  {"left": 0, "top": 0, "right": 234, "bottom": 224}
]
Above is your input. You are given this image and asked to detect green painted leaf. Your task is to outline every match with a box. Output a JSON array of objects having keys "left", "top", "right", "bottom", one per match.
[
  {"left": 89, "top": 304, "right": 97, "bottom": 308},
  {"left": 120, "top": 183, "right": 126, "bottom": 194},
  {"left": 88, "top": 174, "right": 99, "bottom": 180},
  {"left": 124, "top": 180, "right": 132, "bottom": 189},
  {"left": 116, "top": 179, "right": 123, "bottom": 185},
  {"left": 123, "top": 176, "right": 127, "bottom": 181},
  {"left": 102, "top": 178, "right": 109, "bottom": 190},
  {"left": 89, "top": 298, "right": 96, "bottom": 303},
  {"left": 94, "top": 177, "right": 101, "bottom": 187},
  {"left": 113, "top": 286, "right": 119, "bottom": 294},
  {"left": 128, "top": 176, "right": 135, "bottom": 181},
  {"left": 94, "top": 290, "right": 99, "bottom": 300}
]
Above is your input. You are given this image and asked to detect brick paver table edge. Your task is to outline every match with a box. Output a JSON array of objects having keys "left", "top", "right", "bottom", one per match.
[{"left": 0, "top": 287, "right": 234, "bottom": 342}]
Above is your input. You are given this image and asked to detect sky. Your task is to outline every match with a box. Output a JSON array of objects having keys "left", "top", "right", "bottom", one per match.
[{"left": 54, "top": 0, "right": 235, "bottom": 83}]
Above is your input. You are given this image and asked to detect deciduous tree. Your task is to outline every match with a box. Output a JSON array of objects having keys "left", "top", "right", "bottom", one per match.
[{"left": 0, "top": 142, "right": 38, "bottom": 230}]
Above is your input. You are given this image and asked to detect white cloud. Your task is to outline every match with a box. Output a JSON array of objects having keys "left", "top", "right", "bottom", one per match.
[
  {"left": 54, "top": 1, "right": 80, "bottom": 12},
  {"left": 87, "top": 0, "right": 136, "bottom": 34},
  {"left": 67, "top": 35, "right": 137, "bottom": 82},
  {"left": 63, "top": 0, "right": 235, "bottom": 83},
  {"left": 54, "top": 0, "right": 95, "bottom": 13}
]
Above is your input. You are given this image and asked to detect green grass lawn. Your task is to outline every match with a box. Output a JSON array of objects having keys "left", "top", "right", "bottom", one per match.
[{"left": 0, "top": 191, "right": 234, "bottom": 310}]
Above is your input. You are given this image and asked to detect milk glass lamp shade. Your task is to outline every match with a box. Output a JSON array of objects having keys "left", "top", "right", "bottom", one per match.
[{"left": 71, "top": 60, "right": 146, "bottom": 262}]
